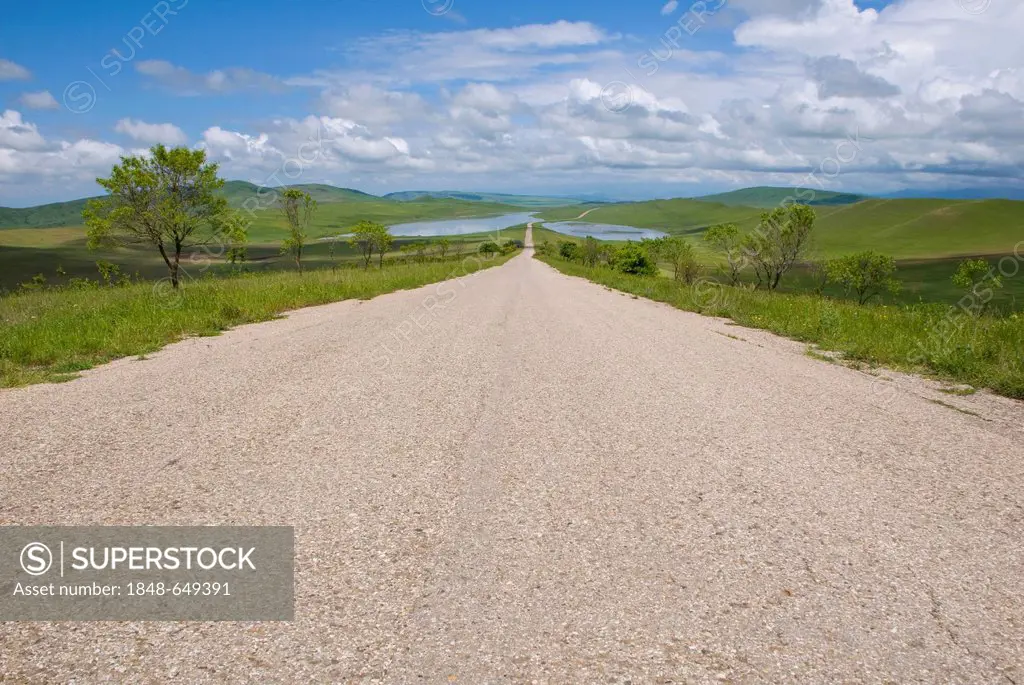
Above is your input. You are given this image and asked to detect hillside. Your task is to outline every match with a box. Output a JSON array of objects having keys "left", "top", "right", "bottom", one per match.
[
  {"left": 384, "top": 190, "right": 584, "bottom": 207},
  {"left": 541, "top": 197, "right": 1024, "bottom": 260},
  {"left": 0, "top": 198, "right": 94, "bottom": 229},
  {"left": 694, "top": 187, "right": 865, "bottom": 208}
]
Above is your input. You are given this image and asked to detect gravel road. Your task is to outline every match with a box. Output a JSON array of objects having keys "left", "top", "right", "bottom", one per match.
[{"left": 1, "top": 229, "right": 1022, "bottom": 683}]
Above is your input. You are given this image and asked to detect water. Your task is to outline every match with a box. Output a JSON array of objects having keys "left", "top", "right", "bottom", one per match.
[
  {"left": 387, "top": 212, "right": 537, "bottom": 237},
  {"left": 541, "top": 221, "right": 667, "bottom": 241}
]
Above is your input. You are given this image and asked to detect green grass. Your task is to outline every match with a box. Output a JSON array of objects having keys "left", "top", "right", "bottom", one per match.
[
  {"left": 0, "top": 214, "right": 528, "bottom": 291},
  {"left": 536, "top": 254, "right": 1024, "bottom": 400},
  {"left": 540, "top": 197, "right": 1024, "bottom": 260},
  {"left": 693, "top": 187, "right": 865, "bottom": 207},
  {"left": 0, "top": 252, "right": 518, "bottom": 388}
]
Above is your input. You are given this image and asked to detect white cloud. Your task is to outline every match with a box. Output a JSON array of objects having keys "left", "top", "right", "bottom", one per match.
[
  {"left": 17, "top": 91, "right": 59, "bottom": 110},
  {"left": 661, "top": 1, "right": 679, "bottom": 16},
  {"left": 114, "top": 118, "right": 188, "bottom": 146},
  {"left": 0, "top": 58, "right": 30, "bottom": 81},
  {"left": 136, "top": 60, "right": 284, "bottom": 95}
]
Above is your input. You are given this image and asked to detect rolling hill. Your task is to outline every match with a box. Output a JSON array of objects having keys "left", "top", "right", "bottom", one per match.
[
  {"left": 384, "top": 190, "right": 586, "bottom": 207},
  {"left": 693, "top": 187, "right": 865, "bottom": 208}
]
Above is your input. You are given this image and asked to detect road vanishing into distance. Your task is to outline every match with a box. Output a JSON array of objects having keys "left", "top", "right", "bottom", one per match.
[{"left": 1, "top": 229, "right": 1023, "bottom": 682}]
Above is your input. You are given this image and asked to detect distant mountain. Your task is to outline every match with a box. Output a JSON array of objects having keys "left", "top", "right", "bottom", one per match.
[
  {"left": 0, "top": 198, "right": 95, "bottom": 229},
  {"left": 693, "top": 187, "right": 866, "bottom": 208},
  {"left": 221, "top": 181, "right": 378, "bottom": 205},
  {"left": 879, "top": 187, "right": 1024, "bottom": 201},
  {"left": 0, "top": 181, "right": 382, "bottom": 229},
  {"left": 384, "top": 190, "right": 585, "bottom": 207}
]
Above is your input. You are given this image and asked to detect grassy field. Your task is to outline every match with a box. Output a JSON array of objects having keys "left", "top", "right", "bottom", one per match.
[
  {"left": 534, "top": 224, "right": 1024, "bottom": 310},
  {"left": 536, "top": 254, "right": 1024, "bottom": 400},
  {"left": 0, "top": 251, "right": 518, "bottom": 388},
  {"left": 0, "top": 204, "right": 527, "bottom": 291},
  {"left": 540, "top": 197, "right": 1024, "bottom": 260}
]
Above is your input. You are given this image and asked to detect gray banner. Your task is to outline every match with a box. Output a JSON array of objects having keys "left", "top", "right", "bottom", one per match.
[{"left": 0, "top": 526, "right": 294, "bottom": 621}]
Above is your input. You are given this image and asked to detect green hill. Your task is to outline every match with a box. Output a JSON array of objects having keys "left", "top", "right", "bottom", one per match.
[
  {"left": 0, "top": 198, "right": 94, "bottom": 229},
  {"left": 220, "top": 181, "right": 378, "bottom": 206},
  {"left": 385, "top": 190, "right": 583, "bottom": 207},
  {"left": 694, "top": 187, "right": 865, "bottom": 208},
  {"left": 540, "top": 197, "right": 1024, "bottom": 260}
]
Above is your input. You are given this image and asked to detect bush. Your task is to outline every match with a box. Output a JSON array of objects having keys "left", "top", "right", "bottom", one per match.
[
  {"left": 559, "top": 241, "right": 582, "bottom": 261},
  {"left": 611, "top": 243, "right": 658, "bottom": 276},
  {"left": 480, "top": 241, "right": 501, "bottom": 255}
]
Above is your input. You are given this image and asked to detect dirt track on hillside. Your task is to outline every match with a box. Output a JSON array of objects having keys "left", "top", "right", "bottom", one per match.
[{"left": 1, "top": 228, "right": 1022, "bottom": 682}]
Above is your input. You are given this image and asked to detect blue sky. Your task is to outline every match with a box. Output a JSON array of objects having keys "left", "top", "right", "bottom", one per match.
[{"left": 1, "top": 0, "right": 1021, "bottom": 205}]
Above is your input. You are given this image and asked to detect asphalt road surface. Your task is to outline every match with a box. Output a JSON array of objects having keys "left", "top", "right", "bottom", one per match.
[{"left": 1, "top": 230, "right": 1022, "bottom": 682}]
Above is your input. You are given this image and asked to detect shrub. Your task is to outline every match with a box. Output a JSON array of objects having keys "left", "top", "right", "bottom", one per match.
[
  {"left": 826, "top": 251, "right": 901, "bottom": 305},
  {"left": 559, "top": 241, "right": 582, "bottom": 261},
  {"left": 611, "top": 243, "right": 658, "bottom": 276},
  {"left": 480, "top": 241, "right": 501, "bottom": 255}
]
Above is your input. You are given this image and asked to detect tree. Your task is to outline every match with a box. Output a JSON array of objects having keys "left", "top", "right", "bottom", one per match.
[
  {"left": 350, "top": 220, "right": 386, "bottom": 269},
  {"left": 581, "top": 236, "right": 601, "bottom": 266},
  {"left": 659, "top": 237, "right": 701, "bottom": 283},
  {"left": 480, "top": 241, "right": 501, "bottom": 255},
  {"left": 373, "top": 228, "right": 394, "bottom": 268},
  {"left": 611, "top": 242, "right": 658, "bottom": 276},
  {"left": 559, "top": 241, "right": 581, "bottom": 261},
  {"left": 84, "top": 144, "right": 234, "bottom": 289},
  {"left": 952, "top": 258, "right": 1002, "bottom": 314},
  {"left": 826, "top": 251, "right": 901, "bottom": 305},
  {"left": 277, "top": 189, "right": 316, "bottom": 274},
  {"left": 702, "top": 223, "right": 744, "bottom": 285},
  {"left": 743, "top": 205, "right": 816, "bottom": 291},
  {"left": 437, "top": 238, "right": 451, "bottom": 259},
  {"left": 807, "top": 259, "right": 829, "bottom": 296}
]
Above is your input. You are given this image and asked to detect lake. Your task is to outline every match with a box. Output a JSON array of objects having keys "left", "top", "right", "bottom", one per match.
[
  {"left": 541, "top": 221, "right": 667, "bottom": 241},
  {"left": 387, "top": 212, "right": 537, "bottom": 237}
]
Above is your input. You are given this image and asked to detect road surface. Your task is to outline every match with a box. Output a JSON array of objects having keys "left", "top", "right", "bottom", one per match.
[{"left": 1, "top": 229, "right": 1022, "bottom": 682}]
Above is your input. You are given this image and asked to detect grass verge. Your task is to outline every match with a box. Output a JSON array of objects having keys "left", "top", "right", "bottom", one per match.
[
  {"left": 536, "top": 254, "right": 1024, "bottom": 400},
  {"left": 1, "top": 252, "right": 517, "bottom": 388}
]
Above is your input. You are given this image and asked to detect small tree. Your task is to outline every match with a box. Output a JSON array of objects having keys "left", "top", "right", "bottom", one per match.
[
  {"left": 807, "top": 259, "right": 829, "bottom": 296},
  {"left": 278, "top": 189, "right": 317, "bottom": 274},
  {"left": 581, "top": 236, "right": 601, "bottom": 266},
  {"left": 660, "top": 237, "right": 701, "bottom": 283},
  {"left": 826, "top": 251, "right": 901, "bottom": 305},
  {"left": 743, "top": 205, "right": 816, "bottom": 291},
  {"left": 952, "top": 258, "right": 1002, "bottom": 314},
  {"left": 437, "top": 238, "right": 451, "bottom": 259},
  {"left": 702, "top": 223, "right": 744, "bottom": 285},
  {"left": 612, "top": 243, "right": 658, "bottom": 276},
  {"left": 84, "top": 144, "right": 233, "bottom": 289},
  {"left": 558, "top": 241, "right": 581, "bottom": 261},
  {"left": 480, "top": 241, "right": 501, "bottom": 255},
  {"left": 373, "top": 228, "right": 394, "bottom": 268},
  {"left": 350, "top": 220, "right": 385, "bottom": 269}
]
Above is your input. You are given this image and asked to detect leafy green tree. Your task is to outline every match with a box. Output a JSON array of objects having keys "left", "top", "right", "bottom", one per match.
[
  {"left": 953, "top": 258, "right": 1000, "bottom": 292},
  {"left": 278, "top": 188, "right": 317, "bottom": 273},
  {"left": 826, "top": 251, "right": 901, "bottom": 304},
  {"left": 373, "top": 228, "right": 395, "bottom": 268},
  {"left": 952, "top": 258, "right": 1002, "bottom": 314},
  {"left": 743, "top": 205, "right": 816, "bottom": 291},
  {"left": 660, "top": 237, "right": 701, "bottom": 283},
  {"left": 559, "top": 241, "right": 581, "bottom": 261},
  {"left": 437, "top": 238, "right": 451, "bottom": 259},
  {"left": 480, "top": 241, "right": 501, "bottom": 255},
  {"left": 612, "top": 243, "right": 658, "bottom": 276},
  {"left": 581, "top": 236, "right": 601, "bottom": 266},
  {"left": 350, "top": 220, "right": 386, "bottom": 269},
  {"left": 84, "top": 144, "right": 233, "bottom": 289},
  {"left": 807, "top": 259, "right": 829, "bottom": 296},
  {"left": 702, "top": 223, "right": 744, "bottom": 285}
]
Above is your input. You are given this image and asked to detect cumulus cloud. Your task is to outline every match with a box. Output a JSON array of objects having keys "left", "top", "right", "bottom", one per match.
[
  {"left": 808, "top": 56, "right": 899, "bottom": 99},
  {"left": 0, "top": 58, "right": 31, "bottom": 80},
  {"left": 17, "top": 91, "right": 59, "bottom": 110},
  {"left": 661, "top": 1, "right": 679, "bottom": 16},
  {"left": 114, "top": 118, "right": 188, "bottom": 145},
  {"left": 136, "top": 60, "right": 284, "bottom": 94}
]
